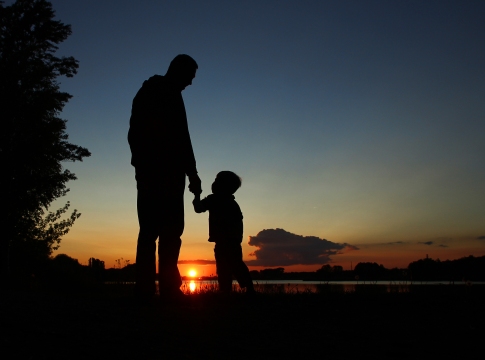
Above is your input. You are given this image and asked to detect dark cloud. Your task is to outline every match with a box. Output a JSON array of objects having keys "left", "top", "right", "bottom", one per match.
[
  {"left": 178, "top": 259, "right": 216, "bottom": 265},
  {"left": 438, "top": 244, "right": 449, "bottom": 248},
  {"left": 477, "top": 236, "right": 485, "bottom": 240},
  {"left": 385, "top": 241, "right": 404, "bottom": 245},
  {"left": 246, "top": 228, "right": 358, "bottom": 266},
  {"left": 419, "top": 241, "right": 434, "bottom": 246}
]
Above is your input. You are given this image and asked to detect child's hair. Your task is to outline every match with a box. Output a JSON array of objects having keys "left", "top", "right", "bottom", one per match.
[{"left": 216, "top": 171, "right": 242, "bottom": 194}]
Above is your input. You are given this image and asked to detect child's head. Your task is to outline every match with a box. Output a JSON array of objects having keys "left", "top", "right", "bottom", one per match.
[{"left": 212, "top": 171, "right": 241, "bottom": 195}]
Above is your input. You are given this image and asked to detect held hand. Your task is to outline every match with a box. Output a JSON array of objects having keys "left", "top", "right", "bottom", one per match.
[{"left": 188, "top": 174, "right": 202, "bottom": 195}]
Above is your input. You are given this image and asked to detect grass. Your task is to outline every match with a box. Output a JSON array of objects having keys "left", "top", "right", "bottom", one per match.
[{"left": 2, "top": 284, "right": 484, "bottom": 359}]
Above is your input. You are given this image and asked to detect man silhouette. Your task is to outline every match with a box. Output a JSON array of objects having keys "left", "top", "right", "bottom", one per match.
[{"left": 128, "top": 54, "right": 202, "bottom": 302}]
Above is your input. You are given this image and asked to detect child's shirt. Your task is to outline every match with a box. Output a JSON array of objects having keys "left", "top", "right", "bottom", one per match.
[{"left": 193, "top": 193, "right": 243, "bottom": 244}]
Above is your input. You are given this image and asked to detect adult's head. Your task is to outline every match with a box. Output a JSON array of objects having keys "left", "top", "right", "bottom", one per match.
[{"left": 165, "top": 54, "right": 198, "bottom": 91}]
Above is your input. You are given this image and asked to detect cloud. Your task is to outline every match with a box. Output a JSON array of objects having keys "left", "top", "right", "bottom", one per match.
[
  {"left": 477, "top": 236, "right": 485, "bottom": 240},
  {"left": 434, "top": 237, "right": 452, "bottom": 242},
  {"left": 385, "top": 241, "right": 404, "bottom": 245},
  {"left": 418, "top": 241, "right": 434, "bottom": 246},
  {"left": 178, "top": 259, "right": 216, "bottom": 265},
  {"left": 438, "top": 244, "right": 449, "bottom": 248},
  {"left": 246, "top": 228, "right": 358, "bottom": 266}
]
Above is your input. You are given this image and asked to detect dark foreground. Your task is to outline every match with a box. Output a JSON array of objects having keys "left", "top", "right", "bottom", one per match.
[{"left": 2, "top": 285, "right": 484, "bottom": 359}]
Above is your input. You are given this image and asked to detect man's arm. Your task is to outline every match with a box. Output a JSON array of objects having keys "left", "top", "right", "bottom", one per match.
[
  {"left": 181, "top": 112, "right": 200, "bottom": 193},
  {"left": 188, "top": 172, "right": 202, "bottom": 195}
]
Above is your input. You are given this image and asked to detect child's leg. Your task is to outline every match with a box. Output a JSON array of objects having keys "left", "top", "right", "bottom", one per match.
[
  {"left": 231, "top": 245, "right": 254, "bottom": 291},
  {"left": 214, "top": 244, "right": 233, "bottom": 292}
]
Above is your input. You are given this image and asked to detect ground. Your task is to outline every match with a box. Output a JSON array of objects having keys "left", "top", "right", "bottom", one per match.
[{"left": 1, "top": 285, "right": 483, "bottom": 359}]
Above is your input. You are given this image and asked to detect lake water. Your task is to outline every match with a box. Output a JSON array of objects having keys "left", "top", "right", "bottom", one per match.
[{"left": 178, "top": 279, "right": 484, "bottom": 294}]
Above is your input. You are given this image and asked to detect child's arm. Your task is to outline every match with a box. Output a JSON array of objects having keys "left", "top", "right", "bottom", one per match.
[{"left": 192, "top": 193, "right": 207, "bottom": 213}]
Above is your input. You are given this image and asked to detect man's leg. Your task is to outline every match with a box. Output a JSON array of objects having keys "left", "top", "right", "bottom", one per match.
[
  {"left": 158, "top": 233, "right": 183, "bottom": 293},
  {"left": 135, "top": 186, "right": 159, "bottom": 299},
  {"left": 157, "top": 172, "right": 185, "bottom": 294}
]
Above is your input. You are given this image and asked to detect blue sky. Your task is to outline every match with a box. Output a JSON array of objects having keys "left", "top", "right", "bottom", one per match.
[{"left": 8, "top": 0, "right": 484, "bottom": 271}]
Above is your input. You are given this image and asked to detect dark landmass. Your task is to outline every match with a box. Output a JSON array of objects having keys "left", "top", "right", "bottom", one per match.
[
  {"left": 24, "top": 254, "right": 485, "bottom": 286},
  {"left": 5, "top": 252, "right": 483, "bottom": 359},
  {"left": 2, "top": 285, "right": 484, "bottom": 359},
  {"left": 248, "top": 255, "right": 485, "bottom": 282}
]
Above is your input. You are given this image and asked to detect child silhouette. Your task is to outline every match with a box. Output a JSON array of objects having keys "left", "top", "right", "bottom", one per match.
[{"left": 193, "top": 171, "right": 254, "bottom": 293}]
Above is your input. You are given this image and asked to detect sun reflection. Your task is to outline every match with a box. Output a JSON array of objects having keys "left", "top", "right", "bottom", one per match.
[{"left": 189, "top": 280, "right": 196, "bottom": 293}]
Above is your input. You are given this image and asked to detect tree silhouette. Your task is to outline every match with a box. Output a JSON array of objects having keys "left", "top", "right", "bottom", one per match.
[
  {"left": 0, "top": 0, "right": 90, "bottom": 282},
  {"left": 353, "top": 262, "right": 386, "bottom": 281},
  {"left": 88, "top": 257, "right": 105, "bottom": 283},
  {"left": 407, "top": 255, "right": 485, "bottom": 281}
]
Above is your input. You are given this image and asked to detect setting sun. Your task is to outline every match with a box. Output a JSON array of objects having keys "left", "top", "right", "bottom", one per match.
[{"left": 188, "top": 269, "right": 197, "bottom": 277}]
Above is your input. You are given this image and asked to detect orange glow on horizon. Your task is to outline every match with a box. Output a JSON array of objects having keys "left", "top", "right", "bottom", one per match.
[{"left": 57, "top": 233, "right": 485, "bottom": 273}]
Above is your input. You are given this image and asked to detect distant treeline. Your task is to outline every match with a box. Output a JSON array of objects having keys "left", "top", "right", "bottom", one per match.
[
  {"left": 117, "top": 254, "right": 485, "bottom": 282},
  {"left": 19, "top": 254, "right": 485, "bottom": 288},
  {"left": 10, "top": 254, "right": 107, "bottom": 290},
  {"left": 249, "top": 255, "right": 485, "bottom": 282}
]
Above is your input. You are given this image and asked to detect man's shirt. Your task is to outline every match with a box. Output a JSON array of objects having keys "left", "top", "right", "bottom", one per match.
[{"left": 128, "top": 75, "right": 197, "bottom": 176}]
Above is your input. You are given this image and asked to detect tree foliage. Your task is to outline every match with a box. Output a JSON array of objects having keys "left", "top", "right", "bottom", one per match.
[
  {"left": 353, "top": 262, "right": 387, "bottom": 280},
  {"left": 0, "top": 0, "right": 90, "bottom": 279},
  {"left": 408, "top": 255, "right": 485, "bottom": 281}
]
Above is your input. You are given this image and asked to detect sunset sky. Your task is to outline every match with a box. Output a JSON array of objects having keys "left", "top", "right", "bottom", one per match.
[{"left": 12, "top": 0, "right": 485, "bottom": 274}]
